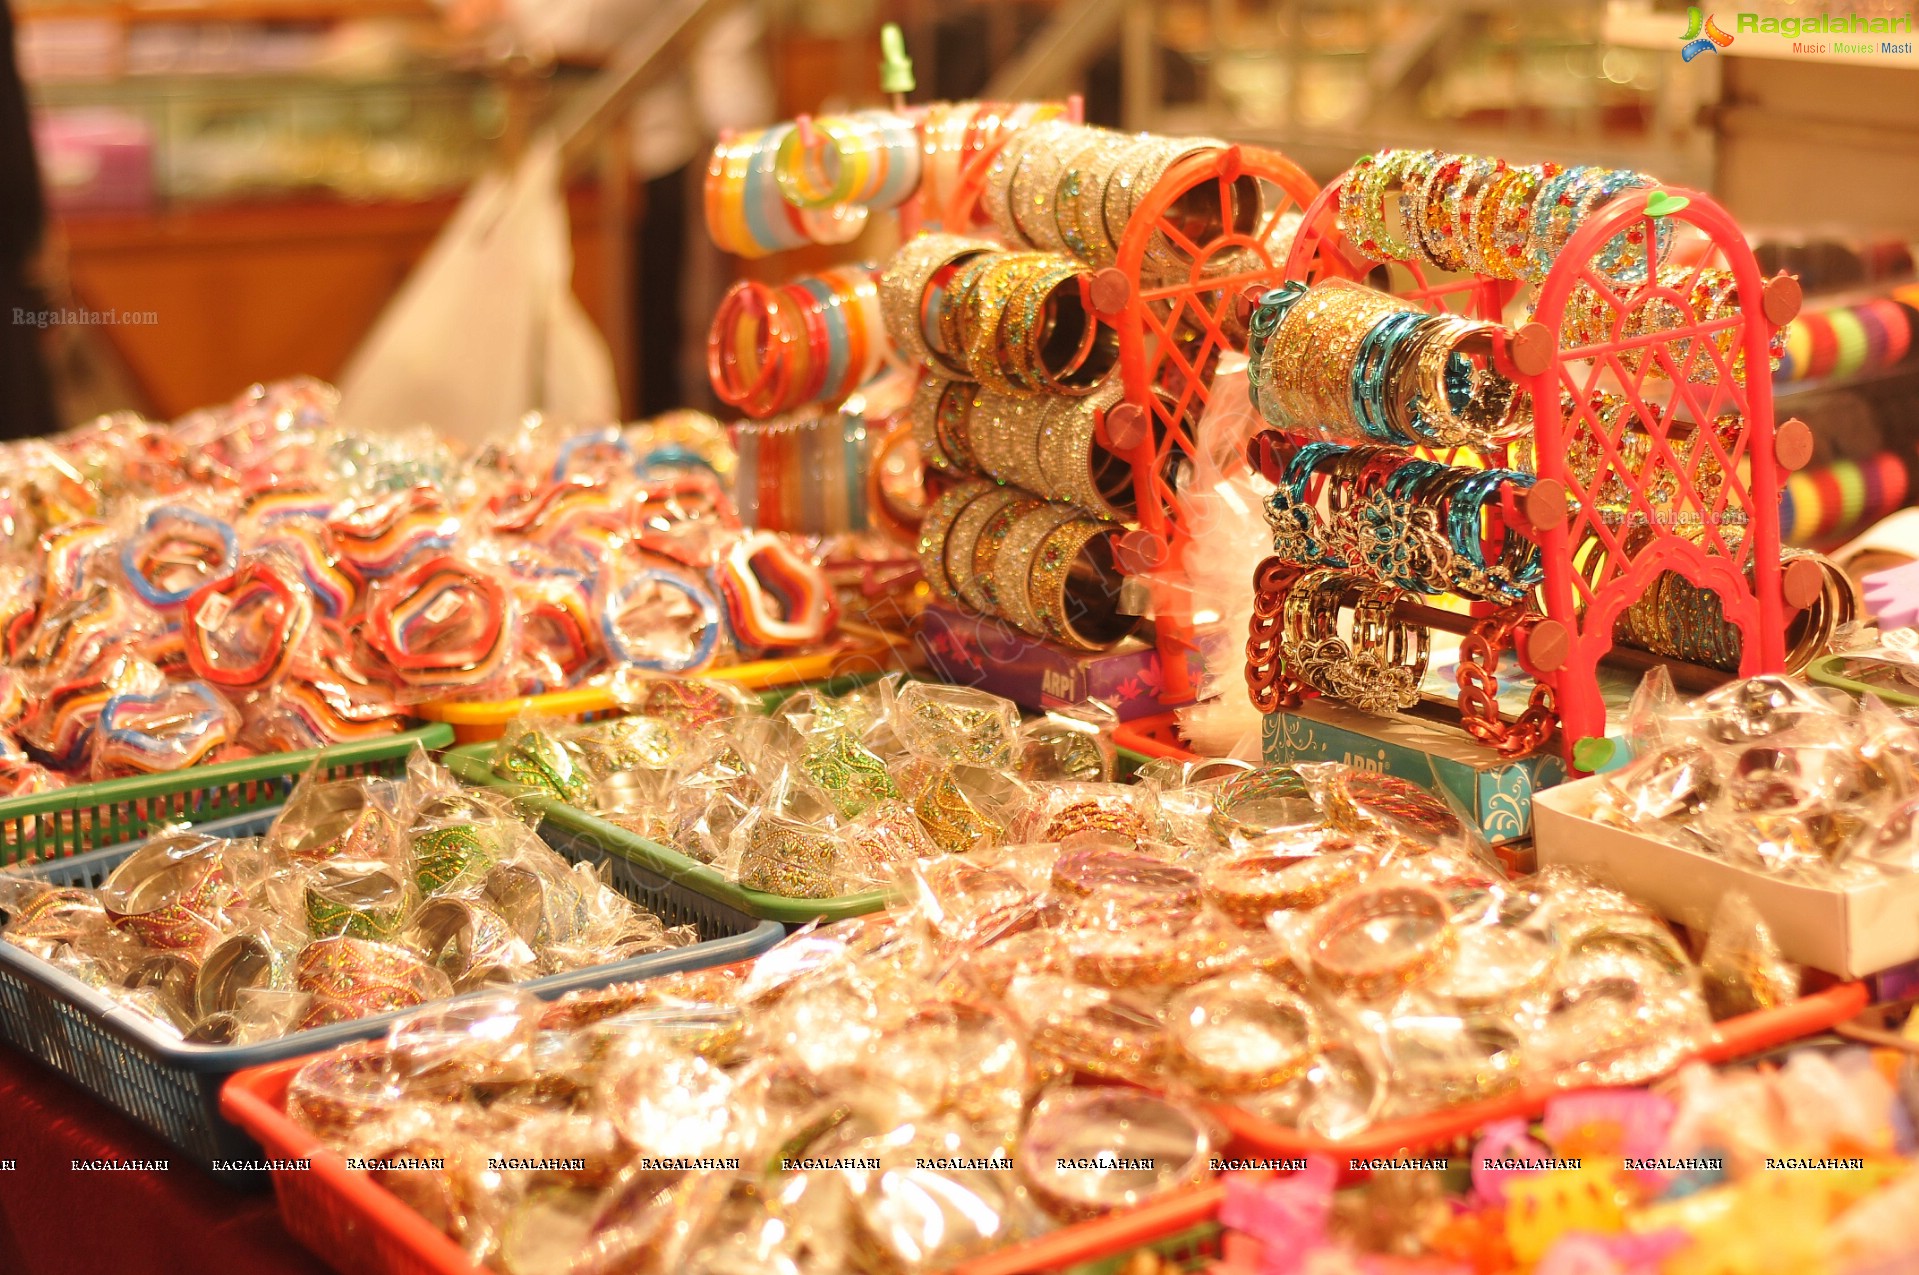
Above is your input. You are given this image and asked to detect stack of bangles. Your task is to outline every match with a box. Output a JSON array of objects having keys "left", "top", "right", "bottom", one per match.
[
  {"left": 1261, "top": 436, "right": 1544, "bottom": 604},
  {"left": 1335, "top": 148, "right": 1671, "bottom": 284},
  {"left": 1591, "top": 524, "right": 1856, "bottom": 674},
  {"left": 917, "top": 100, "right": 1069, "bottom": 232},
  {"left": 363, "top": 556, "right": 512, "bottom": 693},
  {"left": 1777, "top": 295, "right": 1913, "bottom": 382},
  {"left": 1558, "top": 263, "right": 1787, "bottom": 382},
  {"left": 707, "top": 265, "right": 883, "bottom": 418},
  {"left": 979, "top": 119, "right": 1262, "bottom": 274},
  {"left": 705, "top": 111, "right": 918, "bottom": 258},
  {"left": 909, "top": 373, "right": 1140, "bottom": 519},
  {"left": 917, "top": 480, "right": 1136, "bottom": 651},
  {"left": 880, "top": 236, "right": 1118, "bottom": 392},
  {"left": 1248, "top": 279, "right": 1528, "bottom": 449},
  {"left": 1275, "top": 566, "right": 1430, "bottom": 716}
]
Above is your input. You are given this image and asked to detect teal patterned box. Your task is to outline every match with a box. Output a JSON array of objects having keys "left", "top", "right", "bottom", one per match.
[{"left": 1261, "top": 700, "right": 1576, "bottom": 845}]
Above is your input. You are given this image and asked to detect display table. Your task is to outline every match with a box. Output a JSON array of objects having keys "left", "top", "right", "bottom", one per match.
[{"left": 0, "top": 1042, "right": 324, "bottom": 1275}]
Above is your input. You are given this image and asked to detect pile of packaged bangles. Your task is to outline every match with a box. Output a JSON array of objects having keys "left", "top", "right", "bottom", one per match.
[{"left": 4, "top": 93, "right": 1919, "bottom": 1275}]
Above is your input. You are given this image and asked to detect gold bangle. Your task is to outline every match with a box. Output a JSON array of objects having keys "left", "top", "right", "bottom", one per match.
[
  {"left": 1201, "top": 843, "right": 1378, "bottom": 926},
  {"left": 917, "top": 480, "right": 996, "bottom": 603},
  {"left": 880, "top": 233, "right": 993, "bottom": 374},
  {"left": 1166, "top": 975, "right": 1321, "bottom": 1094},
  {"left": 989, "top": 503, "right": 1081, "bottom": 633},
  {"left": 1028, "top": 516, "right": 1132, "bottom": 652},
  {"left": 945, "top": 486, "right": 1030, "bottom": 616},
  {"left": 1304, "top": 883, "right": 1456, "bottom": 1000}
]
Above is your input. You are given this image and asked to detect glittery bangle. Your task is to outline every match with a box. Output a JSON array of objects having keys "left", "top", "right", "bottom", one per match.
[
  {"left": 946, "top": 486, "right": 1030, "bottom": 615},
  {"left": 971, "top": 492, "right": 1047, "bottom": 615},
  {"left": 1167, "top": 977, "right": 1321, "bottom": 1094},
  {"left": 917, "top": 480, "right": 996, "bottom": 603},
  {"left": 1009, "top": 122, "right": 1086, "bottom": 251},
  {"left": 737, "top": 815, "right": 842, "bottom": 898},
  {"left": 1028, "top": 517, "right": 1132, "bottom": 652},
  {"left": 990, "top": 503, "right": 1083, "bottom": 633},
  {"left": 879, "top": 233, "right": 994, "bottom": 374},
  {"left": 1304, "top": 882, "right": 1456, "bottom": 1000},
  {"left": 304, "top": 862, "right": 416, "bottom": 942}
]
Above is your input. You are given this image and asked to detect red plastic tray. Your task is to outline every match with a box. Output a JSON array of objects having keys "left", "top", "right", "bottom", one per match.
[
  {"left": 223, "top": 981, "right": 1867, "bottom": 1275},
  {"left": 1213, "top": 979, "right": 1868, "bottom": 1162},
  {"left": 1113, "top": 711, "right": 1199, "bottom": 764}
]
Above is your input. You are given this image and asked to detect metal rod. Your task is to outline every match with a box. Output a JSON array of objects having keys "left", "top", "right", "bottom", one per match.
[{"left": 555, "top": 0, "right": 727, "bottom": 177}]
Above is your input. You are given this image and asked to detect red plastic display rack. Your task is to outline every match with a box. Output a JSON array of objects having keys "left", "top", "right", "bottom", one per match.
[
  {"left": 1092, "top": 145, "right": 1325, "bottom": 708},
  {"left": 1265, "top": 172, "right": 1804, "bottom": 766},
  {"left": 1112, "top": 710, "right": 1200, "bottom": 764}
]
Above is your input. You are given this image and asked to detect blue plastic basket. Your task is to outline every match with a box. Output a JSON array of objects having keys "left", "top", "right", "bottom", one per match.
[{"left": 0, "top": 808, "right": 785, "bottom": 1182}]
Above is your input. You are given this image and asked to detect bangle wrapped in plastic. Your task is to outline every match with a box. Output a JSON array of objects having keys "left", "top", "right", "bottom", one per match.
[
  {"left": 598, "top": 566, "right": 723, "bottom": 674},
  {"left": 182, "top": 558, "right": 315, "bottom": 691},
  {"left": 715, "top": 531, "right": 836, "bottom": 652},
  {"left": 95, "top": 680, "right": 239, "bottom": 777},
  {"left": 120, "top": 505, "right": 238, "bottom": 610},
  {"left": 364, "top": 556, "right": 512, "bottom": 693}
]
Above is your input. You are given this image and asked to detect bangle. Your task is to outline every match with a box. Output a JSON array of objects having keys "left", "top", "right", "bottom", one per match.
[
  {"left": 1320, "top": 768, "right": 1466, "bottom": 852},
  {"left": 366, "top": 556, "right": 510, "bottom": 690},
  {"left": 1304, "top": 883, "right": 1456, "bottom": 1000},
  {"left": 95, "top": 681, "right": 237, "bottom": 775},
  {"left": 1050, "top": 846, "right": 1202, "bottom": 910},
  {"left": 1167, "top": 975, "right": 1321, "bottom": 1094},
  {"left": 736, "top": 814, "right": 843, "bottom": 898},
  {"left": 1015, "top": 1088, "right": 1212, "bottom": 1220},
  {"left": 1028, "top": 517, "right": 1133, "bottom": 652},
  {"left": 716, "top": 532, "right": 836, "bottom": 651},
  {"left": 1205, "top": 765, "right": 1322, "bottom": 848},
  {"left": 326, "top": 488, "right": 456, "bottom": 580},
  {"left": 1201, "top": 842, "right": 1377, "bottom": 925},
  {"left": 99, "top": 833, "right": 238, "bottom": 952},
  {"left": 989, "top": 504, "right": 1085, "bottom": 636},
  {"left": 304, "top": 862, "right": 416, "bottom": 942},
  {"left": 946, "top": 486, "right": 1035, "bottom": 615},
  {"left": 120, "top": 506, "right": 238, "bottom": 609},
  {"left": 1018, "top": 977, "right": 1167, "bottom": 1083},
  {"left": 599, "top": 567, "right": 722, "bottom": 673},
  {"left": 880, "top": 234, "right": 994, "bottom": 374},
  {"left": 917, "top": 481, "right": 996, "bottom": 603},
  {"left": 182, "top": 559, "right": 314, "bottom": 690}
]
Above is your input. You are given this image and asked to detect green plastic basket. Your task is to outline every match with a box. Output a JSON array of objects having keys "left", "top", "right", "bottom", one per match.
[
  {"left": 1806, "top": 652, "right": 1919, "bottom": 707},
  {"left": 0, "top": 724, "right": 457, "bottom": 868},
  {"left": 447, "top": 734, "right": 892, "bottom": 926}
]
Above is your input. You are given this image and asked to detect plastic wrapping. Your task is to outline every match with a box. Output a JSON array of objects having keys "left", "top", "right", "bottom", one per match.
[
  {"left": 0, "top": 380, "right": 841, "bottom": 783},
  {"left": 0, "top": 748, "right": 691, "bottom": 1044},
  {"left": 1595, "top": 670, "right": 1919, "bottom": 882}
]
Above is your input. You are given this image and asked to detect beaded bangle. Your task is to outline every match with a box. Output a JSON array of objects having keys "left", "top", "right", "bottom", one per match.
[{"left": 917, "top": 480, "right": 995, "bottom": 603}]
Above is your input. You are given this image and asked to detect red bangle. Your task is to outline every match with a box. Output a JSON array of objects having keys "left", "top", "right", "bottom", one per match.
[
  {"left": 182, "top": 559, "right": 313, "bottom": 689},
  {"left": 364, "top": 556, "right": 511, "bottom": 689}
]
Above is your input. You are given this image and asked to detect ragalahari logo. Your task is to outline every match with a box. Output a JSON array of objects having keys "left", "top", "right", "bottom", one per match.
[{"left": 1681, "top": 6, "right": 1735, "bottom": 59}]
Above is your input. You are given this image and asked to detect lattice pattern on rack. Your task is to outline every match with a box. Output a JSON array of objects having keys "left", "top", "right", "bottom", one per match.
[
  {"left": 1255, "top": 172, "right": 1797, "bottom": 763},
  {"left": 1095, "top": 146, "right": 1325, "bottom": 706}
]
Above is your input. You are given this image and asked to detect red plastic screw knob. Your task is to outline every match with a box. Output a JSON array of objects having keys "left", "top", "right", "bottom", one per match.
[
  {"left": 1524, "top": 619, "right": 1570, "bottom": 673},
  {"left": 1775, "top": 418, "right": 1814, "bottom": 473}
]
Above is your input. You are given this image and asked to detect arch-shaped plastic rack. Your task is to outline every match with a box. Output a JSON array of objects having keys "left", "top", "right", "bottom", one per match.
[
  {"left": 1261, "top": 175, "right": 1790, "bottom": 764},
  {"left": 1523, "top": 185, "right": 1788, "bottom": 753},
  {"left": 1099, "top": 144, "right": 1324, "bottom": 705}
]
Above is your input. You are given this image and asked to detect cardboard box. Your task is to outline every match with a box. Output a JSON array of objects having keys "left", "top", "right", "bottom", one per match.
[
  {"left": 913, "top": 605, "right": 1199, "bottom": 721},
  {"left": 1535, "top": 776, "right": 1919, "bottom": 979},
  {"left": 1261, "top": 699, "right": 1569, "bottom": 845}
]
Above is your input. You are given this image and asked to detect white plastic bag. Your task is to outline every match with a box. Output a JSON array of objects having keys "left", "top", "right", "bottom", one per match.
[{"left": 337, "top": 134, "right": 619, "bottom": 443}]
